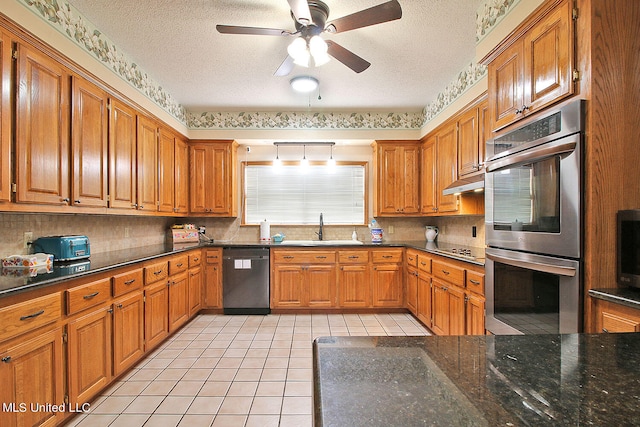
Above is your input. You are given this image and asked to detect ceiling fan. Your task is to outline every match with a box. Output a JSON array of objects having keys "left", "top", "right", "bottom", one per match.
[{"left": 216, "top": 0, "right": 402, "bottom": 76}]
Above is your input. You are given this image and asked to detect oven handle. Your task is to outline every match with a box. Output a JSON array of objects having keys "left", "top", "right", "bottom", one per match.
[
  {"left": 485, "top": 139, "right": 577, "bottom": 172},
  {"left": 486, "top": 252, "right": 576, "bottom": 277}
]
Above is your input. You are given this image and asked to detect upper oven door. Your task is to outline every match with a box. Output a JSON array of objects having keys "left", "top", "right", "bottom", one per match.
[{"left": 485, "top": 131, "right": 582, "bottom": 258}]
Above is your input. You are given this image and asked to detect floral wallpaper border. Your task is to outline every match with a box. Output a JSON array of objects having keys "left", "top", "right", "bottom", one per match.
[{"left": 16, "top": 0, "right": 513, "bottom": 131}]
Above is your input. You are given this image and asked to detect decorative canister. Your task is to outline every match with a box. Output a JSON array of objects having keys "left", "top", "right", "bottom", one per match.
[
  {"left": 425, "top": 226, "right": 439, "bottom": 242},
  {"left": 370, "top": 228, "right": 383, "bottom": 243}
]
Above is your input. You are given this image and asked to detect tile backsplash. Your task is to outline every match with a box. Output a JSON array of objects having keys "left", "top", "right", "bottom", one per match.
[{"left": 0, "top": 213, "right": 485, "bottom": 258}]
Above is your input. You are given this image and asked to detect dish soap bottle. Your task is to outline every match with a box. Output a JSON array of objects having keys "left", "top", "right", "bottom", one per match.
[{"left": 352, "top": 229, "right": 358, "bottom": 241}]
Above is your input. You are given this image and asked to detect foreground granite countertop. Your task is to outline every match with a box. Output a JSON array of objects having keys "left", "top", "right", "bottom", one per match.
[{"left": 314, "top": 334, "right": 640, "bottom": 426}]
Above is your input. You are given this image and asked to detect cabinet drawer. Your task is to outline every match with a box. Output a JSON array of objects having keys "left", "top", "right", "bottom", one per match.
[
  {"left": 169, "top": 255, "right": 189, "bottom": 275},
  {"left": 432, "top": 260, "right": 465, "bottom": 287},
  {"left": 112, "top": 268, "right": 143, "bottom": 297},
  {"left": 274, "top": 250, "right": 336, "bottom": 264},
  {"left": 466, "top": 271, "right": 485, "bottom": 296},
  {"left": 145, "top": 261, "right": 169, "bottom": 284},
  {"left": 67, "top": 277, "right": 111, "bottom": 315},
  {"left": 338, "top": 250, "right": 369, "bottom": 264},
  {"left": 418, "top": 255, "right": 432, "bottom": 274},
  {"left": 205, "top": 249, "right": 222, "bottom": 264},
  {"left": 372, "top": 249, "right": 403, "bottom": 264},
  {"left": 405, "top": 250, "right": 419, "bottom": 268},
  {"left": 0, "top": 293, "right": 62, "bottom": 342},
  {"left": 189, "top": 252, "right": 202, "bottom": 268}
]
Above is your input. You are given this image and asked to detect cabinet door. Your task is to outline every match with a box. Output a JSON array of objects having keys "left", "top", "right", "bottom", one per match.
[
  {"left": 432, "top": 280, "right": 449, "bottom": 335},
  {"left": 0, "top": 328, "right": 65, "bottom": 427},
  {"left": 523, "top": 0, "right": 573, "bottom": 113},
  {"left": 188, "top": 266, "right": 203, "bottom": 317},
  {"left": 417, "top": 274, "right": 432, "bottom": 328},
  {"left": 169, "top": 271, "right": 189, "bottom": 332},
  {"left": 209, "top": 144, "right": 233, "bottom": 215},
  {"left": 71, "top": 76, "right": 108, "bottom": 207},
  {"left": 174, "top": 137, "right": 189, "bottom": 214},
  {"left": 488, "top": 40, "right": 524, "bottom": 131},
  {"left": 406, "top": 268, "right": 418, "bottom": 315},
  {"left": 372, "top": 264, "right": 403, "bottom": 307},
  {"left": 189, "top": 144, "right": 209, "bottom": 213},
  {"left": 420, "top": 137, "right": 437, "bottom": 214},
  {"left": 376, "top": 144, "right": 401, "bottom": 215},
  {"left": 158, "top": 127, "right": 175, "bottom": 213},
  {"left": 595, "top": 300, "right": 640, "bottom": 333},
  {"left": 272, "top": 265, "right": 305, "bottom": 308},
  {"left": 136, "top": 115, "right": 158, "bottom": 211},
  {"left": 144, "top": 281, "right": 169, "bottom": 350},
  {"left": 113, "top": 291, "right": 145, "bottom": 376},
  {"left": 68, "top": 307, "right": 112, "bottom": 404},
  {"left": 401, "top": 145, "right": 421, "bottom": 214},
  {"left": 15, "top": 43, "right": 70, "bottom": 205},
  {"left": 108, "top": 98, "right": 137, "bottom": 209},
  {"left": 448, "top": 285, "right": 466, "bottom": 336},
  {"left": 466, "top": 293, "right": 486, "bottom": 335},
  {"left": 203, "top": 261, "right": 222, "bottom": 308},
  {"left": 307, "top": 265, "right": 336, "bottom": 307},
  {"left": 338, "top": 264, "right": 371, "bottom": 307},
  {"left": 457, "top": 107, "right": 480, "bottom": 177},
  {"left": 436, "top": 123, "right": 459, "bottom": 213},
  {"left": 0, "top": 31, "right": 11, "bottom": 202},
  {"left": 479, "top": 99, "right": 490, "bottom": 166}
]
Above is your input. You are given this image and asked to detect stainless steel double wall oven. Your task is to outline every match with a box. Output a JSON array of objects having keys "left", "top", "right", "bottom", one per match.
[{"left": 484, "top": 100, "right": 585, "bottom": 335}]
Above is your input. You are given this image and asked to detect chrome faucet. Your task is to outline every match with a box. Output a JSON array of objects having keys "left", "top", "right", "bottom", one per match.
[{"left": 316, "top": 213, "right": 324, "bottom": 241}]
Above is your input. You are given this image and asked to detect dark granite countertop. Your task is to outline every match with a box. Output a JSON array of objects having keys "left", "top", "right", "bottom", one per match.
[
  {"left": 314, "top": 333, "right": 640, "bottom": 426},
  {"left": 589, "top": 287, "right": 640, "bottom": 309}
]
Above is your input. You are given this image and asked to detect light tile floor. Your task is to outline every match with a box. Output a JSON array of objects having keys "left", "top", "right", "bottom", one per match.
[{"left": 69, "top": 313, "right": 430, "bottom": 427}]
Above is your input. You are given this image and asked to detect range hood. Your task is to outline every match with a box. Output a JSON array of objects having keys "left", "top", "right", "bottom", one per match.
[{"left": 442, "top": 173, "right": 484, "bottom": 196}]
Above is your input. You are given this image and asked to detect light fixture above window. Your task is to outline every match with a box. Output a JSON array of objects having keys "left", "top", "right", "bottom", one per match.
[
  {"left": 273, "top": 141, "right": 336, "bottom": 167},
  {"left": 287, "top": 35, "right": 330, "bottom": 68},
  {"left": 290, "top": 75, "right": 319, "bottom": 93}
]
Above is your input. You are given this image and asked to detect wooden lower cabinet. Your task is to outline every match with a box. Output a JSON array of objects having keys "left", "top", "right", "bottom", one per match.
[
  {"left": 67, "top": 306, "right": 112, "bottom": 405},
  {"left": 144, "top": 281, "right": 169, "bottom": 351},
  {"left": 308, "top": 265, "right": 337, "bottom": 307},
  {"left": 112, "top": 291, "right": 145, "bottom": 376},
  {"left": 466, "top": 292, "right": 486, "bottom": 335},
  {"left": 406, "top": 267, "right": 418, "bottom": 315},
  {"left": 204, "top": 249, "right": 222, "bottom": 308},
  {"left": 168, "top": 271, "right": 189, "bottom": 332},
  {"left": 594, "top": 299, "right": 640, "bottom": 333},
  {"left": 271, "top": 264, "right": 336, "bottom": 308},
  {"left": 338, "top": 264, "right": 371, "bottom": 307},
  {"left": 0, "top": 327, "right": 65, "bottom": 427},
  {"left": 372, "top": 263, "right": 403, "bottom": 307},
  {"left": 417, "top": 274, "right": 432, "bottom": 328},
  {"left": 188, "top": 266, "right": 203, "bottom": 317},
  {"left": 432, "top": 279, "right": 466, "bottom": 335}
]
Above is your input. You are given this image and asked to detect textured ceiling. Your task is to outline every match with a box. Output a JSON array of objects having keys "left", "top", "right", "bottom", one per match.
[{"left": 66, "top": 0, "right": 481, "bottom": 113}]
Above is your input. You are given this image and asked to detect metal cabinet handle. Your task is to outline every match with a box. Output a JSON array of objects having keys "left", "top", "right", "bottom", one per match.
[
  {"left": 83, "top": 292, "right": 99, "bottom": 299},
  {"left": 116, "top": 304, "right": 123, "bottom": 309},
  {"left": 74, "top": 199, "right": 81, "bottom": 204},
  {"left": 348, "top": 256, "right": 359, "bottom": 259},
  {"left": 283, "top": 256, "right": 294, "bottom": 259},
  {"left": 124, "top": 279, "right": 136, "bottom": 285},
  {"left": 382, "top": 255, "right": 393, "bottom": 259},
  {"left": 176, "top": 263, "right": 184, "bottom": 267},
  {"left": 194, "top": 257, "right": 200, "bottom": 262},
  {"left": 107, "top": 308, "right": 114, "bottom": 314},
  {"left": 602, "top": 328, "right": 609, "bottom": 333},
  {"left": 315, "top": 256, "right": 327, "bottom": 259},
  {"left": 441, "top": 270, "right": 450, "bottom": 275},
  {"left": 469, "top": 279, "right": 480, "bottom": 285},
  {"left": 153, "top": 269, "right": 163, "bottom": 275},
  {"left": 132, "top": 203, "right": 138, "bottom": 208},
  {"left": 442, "top": 286, "right": 448, "bottom": 291},
  {"left": 2, "top": 356, "right": 11, "bottom": 363},
  {"left": 61, "top": 198, "right": 70, "bottom": 203},
  {"left": 20, "top": 310, "right": 45, "bottom": 321}
]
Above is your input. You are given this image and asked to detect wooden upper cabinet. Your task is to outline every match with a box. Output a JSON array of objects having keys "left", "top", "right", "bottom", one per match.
[
  {"left": 174, "top": 137, "right": 189, "bottom": 214},
  {"left": 0, "top": 30, "right": 10, "bottom": 202},
  {"left": 373, "top": 141, "right": 420, "bottom": 216},
  {"left": 189, "top": 140, "right": 238, "bottom": 216},
  {"left": 108, "top": 98, "right": 137, "bottom": 210},
  {"left": 457, "top": 105, "right": 480, "bottom": 177},
  {"left": 71, "top": 76, "right": 109, "bottom": 208},
  {"left": 420, "top": 136, "right": 437, "bottom": 214},
  {"left": 486, "top": 0, "right": 574, "bottom": 131},
  {"left": 435, "top": 123, "right": 458, "bottom": 213},
  {"left": 15, "top": 42, "right": 70, "bottom": 205},
  {"left": 136, "top": 115, "right": 158, "bottom": 211},
  {"left": 158, "top": 126, "right": 175, "bottom": 213}
]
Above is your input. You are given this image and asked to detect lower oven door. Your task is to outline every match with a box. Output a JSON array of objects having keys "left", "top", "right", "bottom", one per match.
[{"left": 485, "top": 248, "right": 581, "bottom": 335}]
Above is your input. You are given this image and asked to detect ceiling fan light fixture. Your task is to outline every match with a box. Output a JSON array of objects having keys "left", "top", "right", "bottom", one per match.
[
  {"left": 290, "top": 75, "right": 319, "bottom": 93},
  {"left": 287, "top": 37, "right": 307, "bottom": 58}
]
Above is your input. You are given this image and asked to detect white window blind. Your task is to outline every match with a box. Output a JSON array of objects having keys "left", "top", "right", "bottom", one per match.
[{"left": 244, "top": 164, "right": 366, "bottom": 224}]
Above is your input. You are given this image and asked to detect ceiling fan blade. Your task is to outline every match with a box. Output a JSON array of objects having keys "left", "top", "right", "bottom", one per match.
[
  {"left": 326, "top": 40, "right": 370, "bottom": 73},
  {"left": 216, "top": 25, "right": 292, "bottom": 36},
  {"left": 274, "top": 56, "right": 295, "bottom": 76},
  {"left": 287, "top": 0, "right": 313, "bottom": 25},
  {"left": 325, "top": 0, "right": 402, "bottom": 34}
]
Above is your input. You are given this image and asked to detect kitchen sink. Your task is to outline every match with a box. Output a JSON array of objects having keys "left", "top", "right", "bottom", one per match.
[{"left": 280, "top": 240, "right": 364, "bottom": 246}]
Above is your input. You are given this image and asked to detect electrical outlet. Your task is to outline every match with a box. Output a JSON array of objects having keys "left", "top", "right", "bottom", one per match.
[
  {"left": 472, "top": 226, "right": 477, "bottom": 238},
  {"left": 388, "top": 225, "right": 394, "bottom": 234},
  {"left": 23, "top": 231, "right": 33, "bottom": 249},
  {"left": 124, "top": 227, "right": 130, "bottom": 238}
]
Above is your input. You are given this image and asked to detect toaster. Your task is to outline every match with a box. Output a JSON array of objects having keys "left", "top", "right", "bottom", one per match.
[{"left": 32, "top": 235, "right": 91, "bottom": 261}]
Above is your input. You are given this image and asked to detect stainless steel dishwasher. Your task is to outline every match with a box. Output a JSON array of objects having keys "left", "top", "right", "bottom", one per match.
[{"left": 222, "top": 247, "right": 270, "bottom": 314}]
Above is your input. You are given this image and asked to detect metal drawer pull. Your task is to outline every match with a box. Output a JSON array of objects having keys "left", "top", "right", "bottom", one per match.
[
  {"left": 602, "top": 328, "right": 609, "bottom": 333},
  {"left": 116, "top": 304, "right": 123, "bottom": 309},
  {"left": 124, "top": 279, "right": 136, "bottom": 285},
  {"left": 283, "top": 256, "right": 294, "bottom": 259},
  {"left": 2, "top": 356, "right": 11, "bottom": 363},
  {"left": 194, "top": 257, "right": 200, "bottom": 262},
  {"left": 469, "top": 279, "right": 480, "bottom": 285},
  {"left": 420, "top": 261, "right": 427, "bottom": 265},
  {"left": 441, "top": 286, "right": 448, "bottom": 291},
  {"left": 20, "top": 310, "right": 45, "bottom": 321},
  {"left": 316, "top": 256, "right": 327, "bottom": 259},
  {"left": 153, "top": 269, "right": 164, "bottom": 275},
  {"left": 441, "top": 270, "right": 450, "bottom": 275},
  {"left": 348, "top": 256, "right": 360, "bottom": 259},
  {"left": 382, "top": 255, "right": 393, "bottom": 259},
  {"left": 176, "top": 263, "right": 184, "bottom": 267},
  {"left": 83, "top": 292, "right": 100, "bottom": 299}
]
